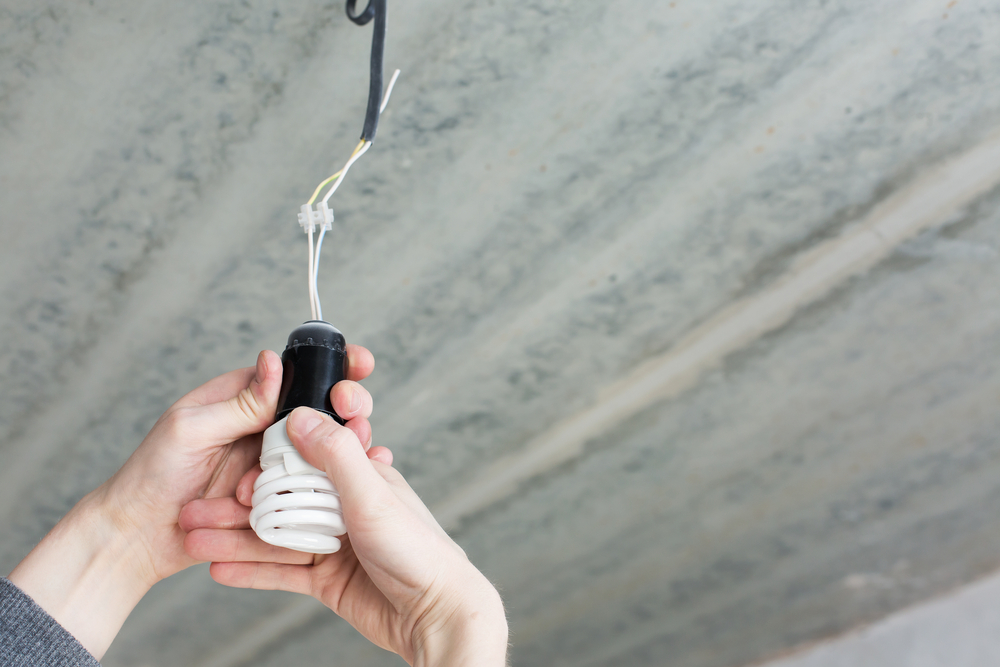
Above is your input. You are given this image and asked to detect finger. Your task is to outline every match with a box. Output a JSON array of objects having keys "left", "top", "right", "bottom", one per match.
[
  {"left": 330, "top": 380, "right": 373, "bottom": 421},
  {"left": 180, "top": 350, "right": 283, "bottom": 448},
  {"left": 209, "top": 561, "right": 314, "bottom": 596},
  {"left": 178, "top": 345, "right": 370, "bottom": 407},
  {"left": 186, "top": 529, "right": 314, "bottom": 565},
  {"left": 172, "top": 367, "right": 256, "bottom": 409},
  {"left": 345, "top": 344, "right": 375, "bottom": 382},
  {"left": 288, "top": 410, "right": 465, "bottom": 582},
  {"left": 179, "top": 497, "right": 250, "bottom": 532},
  {"left": 236, "top": 465, "right": 264, "bottom": 507},
  {"left": 370, "top": 461, "right": 461, "bottom": 555},
  {"left": 367, "top": 446, "right": 393, "bottom": 466},
  {"left": 372, "top": 461, "right": 444, "bottom": 531},
  {"left": 345, "top": 416, "right": 372, "bottom": 451},
  {"left": 287, "top": 408, "right": 396, "bottom": 513}
]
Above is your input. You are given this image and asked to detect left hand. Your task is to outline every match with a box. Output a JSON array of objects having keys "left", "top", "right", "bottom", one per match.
[
  {"left": 8, "top": 345, "right": 377, "bottom": 659},
  {"left": 102, "top": 344, "right": 377, "bottom": 582}
]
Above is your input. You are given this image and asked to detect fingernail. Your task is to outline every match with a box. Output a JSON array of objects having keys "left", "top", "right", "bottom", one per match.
[
  {"left": 255, "top": 352, "right": 267, "bottom": 384},
  {"left": 350, "top": 388, "right": 363, "bottom": 414},
  {"left": 293, "top": 408, "right": 324, "bottom": 436}
]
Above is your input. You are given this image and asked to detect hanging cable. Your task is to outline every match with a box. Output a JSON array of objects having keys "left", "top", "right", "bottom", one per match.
[
  {"left": 305, "top": 70, "right": 399, "bottom": 207},
  {"left": 346, "top": 0, "right": 387, "bottom": 142},
  {"left": 299, "top": 1, "right": 395, "bottom": 322},
  {"left": 310, "top": 74, "right": 399, "bottom": 320}
]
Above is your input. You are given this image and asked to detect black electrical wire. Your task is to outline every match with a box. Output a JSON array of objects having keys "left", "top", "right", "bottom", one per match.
[{"left": 346, "top": 0, "right": 386, "bottom": 142}]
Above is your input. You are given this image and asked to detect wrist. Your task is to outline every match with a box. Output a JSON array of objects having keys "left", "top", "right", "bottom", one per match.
[
  {"left": 412, "top": 576, "right": 509, "bottom": 667},
  {"left": 8, "top": 485, "right": 157, "bottom": 659}
]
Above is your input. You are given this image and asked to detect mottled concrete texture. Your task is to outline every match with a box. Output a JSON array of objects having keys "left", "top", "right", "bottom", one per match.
[{"left": 2, "top": 1, "right": 1000, "bottom": 666}]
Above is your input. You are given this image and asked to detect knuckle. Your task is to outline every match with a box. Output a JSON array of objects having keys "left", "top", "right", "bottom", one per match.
[
  {"left": 232, "top": 531, "right": 245, "bottom": 561},
  {"left": 158, "top": 407, "right": 192, "bottom": 440},
  {"left": 229, "top": 504, "right": 242, "bottom": 530},
  {"left": 320, "top": 424, "right": 356, "bottom": 452},
  {"left": 333, "top": 379, "right": 356, "bottom": 396},
  {"left": 380, "top": 464, "right": 406, "bottom": 486},
  {"left": 231, "top": 387, "right": 263, "bottom": 423}
]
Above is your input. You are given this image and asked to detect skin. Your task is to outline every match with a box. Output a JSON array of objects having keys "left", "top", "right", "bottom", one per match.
[
  {"left": 181, "top": 407, "right": 509, "bottom": 666},
  {"left": 7, "top": 346, "right": 507, "bottom": 665}
]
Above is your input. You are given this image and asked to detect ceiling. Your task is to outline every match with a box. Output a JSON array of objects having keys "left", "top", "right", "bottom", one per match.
[{"left": 2, "top": 1, "right": 1000, "bottom": 666}]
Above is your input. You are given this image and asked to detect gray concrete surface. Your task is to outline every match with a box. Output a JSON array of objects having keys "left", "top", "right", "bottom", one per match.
[{"left": 2, "top": 1, "right": 1000, "bottom": 666}]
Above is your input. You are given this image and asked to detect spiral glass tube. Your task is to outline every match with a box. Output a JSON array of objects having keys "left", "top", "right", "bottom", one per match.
[{"left": 250, "top": 417, "right": 346, "bottom": 554}]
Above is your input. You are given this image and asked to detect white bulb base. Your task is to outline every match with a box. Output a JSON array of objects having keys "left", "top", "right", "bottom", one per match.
[{"left": 250, "top": 417, "right": 346, "bottom": 554}]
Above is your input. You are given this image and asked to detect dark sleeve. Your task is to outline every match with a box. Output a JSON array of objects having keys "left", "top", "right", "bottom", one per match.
[{"left": 0, "top": 578, "right": 101, "bottom": 667}]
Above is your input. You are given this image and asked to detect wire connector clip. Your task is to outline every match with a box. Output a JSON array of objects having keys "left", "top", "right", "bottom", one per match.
[{"left": 298, "top": 202, "right": 334, "bottom": 233}]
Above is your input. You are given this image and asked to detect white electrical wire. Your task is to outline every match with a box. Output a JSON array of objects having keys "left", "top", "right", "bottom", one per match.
[
  {"left": 307, "top": 224, "right": 317, "bottom": 321},
  {"left": 313, "top": 224, "right": 327, "bottom": 322},
  {"left": 311, "top": 140, "right": 372, "bottom": 320},
  {"left": 307, "top": 68, "right": 401, "bottom": 322},
  {"left": 380, "top": 68, "right": 401, "bottom": 114},
  {"left": 315, "top": 69, "right": 396, "bottom": 207},
  {"left": 320, "top": 140, "right": 372, "bottom": 205}
]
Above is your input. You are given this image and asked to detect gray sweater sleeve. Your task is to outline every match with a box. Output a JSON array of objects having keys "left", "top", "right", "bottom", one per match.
[{"left": 0, "top": 578, "right": 101, "bottom": 667}]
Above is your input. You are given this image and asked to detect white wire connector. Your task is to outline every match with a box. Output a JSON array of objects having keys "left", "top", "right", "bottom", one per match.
[
  {"left": 319, "top": 202, "right": 334, "bottom": 230},
  {"left": 298, "top": 202, "right": 333, "bottom": 233},
  {"left": 300, "top": 202, "right": 335, "bottom": 319}
]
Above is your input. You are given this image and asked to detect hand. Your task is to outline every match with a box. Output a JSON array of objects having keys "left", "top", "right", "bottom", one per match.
[
  {"left": 180, "top": 408, "right": 509, "bottom": 667},
  {"left": 7, "top": 345, "right": 376, "bottom": 659},
  {"left": 104, "top": 344, "right": 377, "bottom": 580}
]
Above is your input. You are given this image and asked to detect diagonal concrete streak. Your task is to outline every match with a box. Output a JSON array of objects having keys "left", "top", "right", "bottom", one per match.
[
  {"left": 196, "top": 129, "right": 1000, "bottom": 667},
  {"left": 198, "top": 597, "right": 328, "bottom": 667},
  {"left": 431, "top": 130, "right": 1000, "bottom": 531}
]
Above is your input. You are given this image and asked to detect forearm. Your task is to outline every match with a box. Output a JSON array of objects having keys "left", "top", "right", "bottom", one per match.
[{"left": 7, "top": 485, "right": 156, "bottom": 660}]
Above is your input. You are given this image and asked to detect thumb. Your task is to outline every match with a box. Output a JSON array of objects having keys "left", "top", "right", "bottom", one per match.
[
  {"left": 286, "top": 407, "right": 391, "bottom": 511},
  {"left": 186, "top": 350, "right": 283, "bottom": 446}
]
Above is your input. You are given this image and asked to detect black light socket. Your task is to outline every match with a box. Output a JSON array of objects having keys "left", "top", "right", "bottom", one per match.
[{"left": 275, "top": 320, "right": 348, "bottom": 423}]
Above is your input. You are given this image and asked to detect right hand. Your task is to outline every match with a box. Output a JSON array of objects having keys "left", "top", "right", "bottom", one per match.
[{"left": 180, "top": 407, "right": 508, "bottom": 667}]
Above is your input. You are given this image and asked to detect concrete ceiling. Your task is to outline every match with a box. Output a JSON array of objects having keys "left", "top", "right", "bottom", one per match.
[
  {"left": 760, "top": 571, "right": 1000, "bottom": 667},
  {"left": 2, "top": 1, "right": 1000, "bottom": 666}
]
